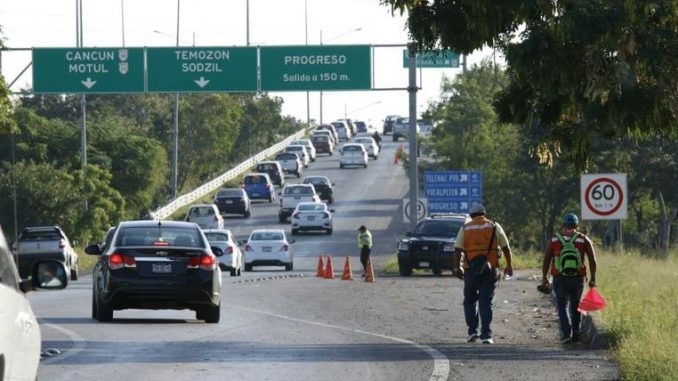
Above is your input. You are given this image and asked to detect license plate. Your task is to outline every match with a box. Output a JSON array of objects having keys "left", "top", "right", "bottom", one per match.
[
  {"left": 262, "top": 247, "right": 272, "bottom": 252},
  {"left": 420, "top": 261, "right": 429, "bottom": 267},
  {"left": 152, "top": 264, "right": 172, "bottom": 273},
  {"left": 225, "top": 200, "right": 233, "bottom": 204},
  {"left": 251, "top": 193, "right": 259, "bottom": 197}
]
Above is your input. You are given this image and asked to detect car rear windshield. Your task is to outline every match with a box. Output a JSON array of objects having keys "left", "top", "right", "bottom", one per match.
[
  {"left": 20, "top": 230, "right": 62, "bottom": 240},
  {"left": 257, "top": 163, "right": 276, "bottom": 171},
  {"left": 276, "top": 153, "right": 296, "bottom": 160},
  {"left": 250, "top": 232, "right": 284, "bottom": 241},
  {"left": 284, "top": 186, "right": 313, "bottom": 195},
  {"left": 343, "top": 145, "right": 362, "bottom": 151},
  {"left": 217, "top": 189, "right": 243, "bottom": 197},
  {"left": 298, "top": 203, "right": 325, "bottom": 211},
  {"left": 189, "top": 206, "right": 215, "bottom": 216},
  {"left": 117, "top": 226, "right": 202, "bottom": 247},
  {"left": 244, "top": 175, "right": 267, "bottom": 184},
  {"left": 413, "top": 220, "right": 464, "bottom": 237},
  {"left": 204, "top": 232, "right": 230, "bottom": 242},
  {"left": 305, "top": 177, "right": 327, "bottom": 185}
]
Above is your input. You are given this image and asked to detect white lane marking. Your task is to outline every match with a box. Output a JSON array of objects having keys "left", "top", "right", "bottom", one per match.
[
  {"left": 40, "top": 322, "right": 87, "bottom": 365},
  {"left": 233, "top": 305, "right": 450, "bottom": 381}
]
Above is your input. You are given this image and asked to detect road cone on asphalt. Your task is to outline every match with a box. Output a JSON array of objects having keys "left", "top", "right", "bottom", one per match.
[
  {"left": 324, "top": 255, "right": 335, "bottom": 279},
  {"left": 393, "top": 149, "right": 400, "bottom": 164},
  {"left": 341, "top": 256, "right": 354, "bottom": 281},
  {"left": 316, "top": 254, "right": 325, "bottom": 277},
  {"left": 365, "top": 259, "right": 375, "bottom": 283}
]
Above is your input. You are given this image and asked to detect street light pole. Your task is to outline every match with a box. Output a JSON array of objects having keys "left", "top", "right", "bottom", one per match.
[{"left": 172, "top": 0, "right": 180, "bottom": 199}]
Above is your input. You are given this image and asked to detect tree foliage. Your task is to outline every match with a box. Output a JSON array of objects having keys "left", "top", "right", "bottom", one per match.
[{"left": 382, "top": 0, "right": 678, "bottom": 170}]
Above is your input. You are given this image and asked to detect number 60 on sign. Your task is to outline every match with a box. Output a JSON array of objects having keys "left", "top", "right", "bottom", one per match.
[{"left": 580, "top": 173, "right": 628, "bottom": 220}]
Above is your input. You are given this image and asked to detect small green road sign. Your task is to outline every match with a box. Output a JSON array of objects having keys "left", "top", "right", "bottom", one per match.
[
  {"left": 260, "top": 45, "right": 371, "bottom": 91},
  {"left": 32, "top": 47, "right": 145, "bottom": 93},
  {"left": 146, "top": 47, "right": 258, "bottom": 92},
  {"left": 402, "top": 49, "right": 460, "bottom": 68}
]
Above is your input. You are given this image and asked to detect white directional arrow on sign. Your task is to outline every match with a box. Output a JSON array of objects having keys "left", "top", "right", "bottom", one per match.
[
  {"left": 194, "top": 77, "right": 210, "bottom": 88},
  {"left": 81, "top": 78, "right": 97, "bottom": 89}
]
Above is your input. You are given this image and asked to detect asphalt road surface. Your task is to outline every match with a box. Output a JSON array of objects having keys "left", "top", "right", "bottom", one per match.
[{"left": 31, "top": 139, "right": 619, "bottom": 381}]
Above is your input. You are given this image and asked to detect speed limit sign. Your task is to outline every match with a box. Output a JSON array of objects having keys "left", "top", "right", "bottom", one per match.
[{"left": 581, "top": 173, "right": 628, "bottom": 220}]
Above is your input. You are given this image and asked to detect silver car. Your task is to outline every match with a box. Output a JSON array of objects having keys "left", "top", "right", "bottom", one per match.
[
  {"left": 291, "top": 202, "right": 335, "bottom": 235},
  {"left": 291, "top": 139, "right": 317, "bottom": 162},
  {"left": 352, "top": 136, "right": 380, "bottom": 159}
]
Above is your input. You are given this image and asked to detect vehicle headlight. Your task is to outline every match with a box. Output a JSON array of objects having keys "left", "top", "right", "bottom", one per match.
[
  {"left": 443, "top": 243, "right": 455, "bottom": 252},
  {"left": 398, "top": 241, "right": 409, "bottom": 251}
]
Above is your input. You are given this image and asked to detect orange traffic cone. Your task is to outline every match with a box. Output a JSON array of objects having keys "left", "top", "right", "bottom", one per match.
[
  {"left": 364, "top": 259, "right": 375, "bottom": 283},
  {"left": 393, "top": 150, "right": 400, "bottom": 164},
  {"left": 324, "top": 255, "right": 335, "bottom": 279},
  {"left": 315, "top": 254, "right": 325, "bottom": 277},
  {"left": 341, "top": 256, "right": 354, "bottom": 281}
]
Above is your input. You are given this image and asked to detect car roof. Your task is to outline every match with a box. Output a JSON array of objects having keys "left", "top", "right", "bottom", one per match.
[{"left": 117, "top": 220, "right": 199, "bottom": 228}]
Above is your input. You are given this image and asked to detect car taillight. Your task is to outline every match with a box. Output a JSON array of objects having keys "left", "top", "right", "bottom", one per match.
[
  {"left": 322, "top": 212, "right": 330, "bottom": 219},
  {"left": 245, "top": 244, "right": 252, "bottom": 252},
  {"left": 281, "top": 244, "right": 289, "bottom": 252},
  {"left": 188, "top": 254, "right": 216, "bottom": 270},
  {"left": 292, "top": 212, "right": 300, "bottom": 219},
  {"left": 228, "top": 246, "right": 234, "bottom": 254},
  {"left": 214, "top": 215, "right": 219, "bottom": 222},
  {"left": 109, "top": 253, "right": 136, "bottom": 270},
  {"left": 58, "top": 240, "right": 66, "bottom": 250}
]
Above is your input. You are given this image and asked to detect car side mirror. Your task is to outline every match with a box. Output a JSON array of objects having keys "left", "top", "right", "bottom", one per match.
[
  {"left": 329, "top": 209, "right": 336, "bottom": 213},
  {"left": 211, "top": 246, "right": 224, "bottom": 257},
  {"left": 85, "top": 243, "right": 102, "bottom": 255},
  {"left": 288, "top": 239, "right": 296, "bottom": 244},
  {"left": 29, "top": 260, "right": 69, "bottom": 291}
]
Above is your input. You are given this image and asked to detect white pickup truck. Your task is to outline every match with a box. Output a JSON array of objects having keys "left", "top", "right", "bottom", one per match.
[
  {"left": 13, "top": 226, "right": 79, "bottom": 280},
  {"left": 278, "top": 184, "right": 320, "bottom": 223}
]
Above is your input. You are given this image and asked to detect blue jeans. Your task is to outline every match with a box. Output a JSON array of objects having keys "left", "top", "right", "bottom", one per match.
[
  {"left": 463, "top": 268, "right": 498, "bottom": 339},
  {"left": 553, "top": 276, "right": 585, "bottom": 339}
]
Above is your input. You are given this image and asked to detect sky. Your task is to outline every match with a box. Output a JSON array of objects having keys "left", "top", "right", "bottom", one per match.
[{"left": 0, "top": 0, "right": 490, "bottom": 126}]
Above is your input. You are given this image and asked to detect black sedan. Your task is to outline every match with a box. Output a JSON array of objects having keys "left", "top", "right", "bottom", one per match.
[
  {"left": 303, "top": 175, "right": 335, "bottom": 204},
  {"left": 85, "top": 220, "right": 223, "bottom": 323},
  {"left": 213, "top": 188, "right": 251, "bottom": 217}
]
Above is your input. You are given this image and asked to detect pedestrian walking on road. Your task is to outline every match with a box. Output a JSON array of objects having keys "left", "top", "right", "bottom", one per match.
[
  {"left": 452, "top": 204, "right": 514, "bottom": 344},
  {"left": 541, "top": 213, "right": 598, "bottom": 344},
  {"left": 357, "top": 225, "right": 373, "bottom": 276}
]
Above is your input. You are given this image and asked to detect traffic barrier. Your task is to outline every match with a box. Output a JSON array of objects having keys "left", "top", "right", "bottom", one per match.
[
  {"left": 341, "top": 256, "right": 353, "bottom": 281},
  {"left": 365, "top": 259, "right": 375, "bottom": 283},
  {"left": 315, "top": 254, "right": 325, "bottom": 277},
  {"left": 324, "top": 255, "right": 335, "bottom": 279}
]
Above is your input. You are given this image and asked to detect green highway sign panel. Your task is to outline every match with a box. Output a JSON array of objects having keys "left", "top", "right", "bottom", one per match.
[
  {"left": 402, "top": 49, "right": 460, "bottom": 68},
  {"left": 146, "top": 47, "right": 258, "bottom": 92},
  {"left": 260, "top": 45, "right": 371, "bottom": 91},
  {"left": 32, "top": 48, "right": 145, "bottom": 93}
]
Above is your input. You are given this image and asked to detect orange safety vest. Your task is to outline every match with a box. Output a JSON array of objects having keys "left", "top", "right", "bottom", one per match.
[
  {"left": 549, "top": 233, "right": 587, "bottom": 277},
  {"left": 462, "top": 217, "right": 499, "bottom": 268}
]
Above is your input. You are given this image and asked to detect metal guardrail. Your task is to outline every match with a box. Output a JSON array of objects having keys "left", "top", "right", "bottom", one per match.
[{"left": 149, "top": 127, "right": 311, "bottom": 220}]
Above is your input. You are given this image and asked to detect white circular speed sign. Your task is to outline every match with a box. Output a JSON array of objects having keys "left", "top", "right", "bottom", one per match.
[
  {"left": 402, "top": 198, "right": 427, "bottom": 223},
  {"left": 580, "top": 174, "right": 628, "bottom": 220}
]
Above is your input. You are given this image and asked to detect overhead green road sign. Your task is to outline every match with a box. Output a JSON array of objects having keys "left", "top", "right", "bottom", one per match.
[
  {"left": 402, "top": 49, "right": 460, "bottom": 68},
  {"left": 147, "top": 47, "right": 258, "bottom": 92},
  {"left": 32, "top": 47, "right": 145, "bottom": 93},
  {"left": 260, "top": 45, "right": 371, "bottom": 91}
]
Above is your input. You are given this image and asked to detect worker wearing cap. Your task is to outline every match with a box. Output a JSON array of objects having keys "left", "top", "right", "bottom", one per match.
[
  {"left": 453, "top": 203, "right": 513, "bottom": 344},
  {"left": 357, "top": 225, "right": 373, "bottom": 276},
  {"left": 541, "top": 213, "right": 597, "bottom": 344}
]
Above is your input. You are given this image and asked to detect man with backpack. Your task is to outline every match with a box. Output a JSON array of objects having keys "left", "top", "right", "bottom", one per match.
[{"left": 541, "top": 213, "right": 598, "bottom": 344}]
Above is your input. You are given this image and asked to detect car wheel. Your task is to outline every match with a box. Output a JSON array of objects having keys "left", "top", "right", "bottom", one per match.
[
  {"left": 363, "top": 163, "right": 368, "bottom": 168},
  {"left": 432, "top": 266, "right": 443, "bottom": 276},
  {"left": 96, "top": 293, "right": 113, "bottom": 322},
  {"left": 237, "top": 265, "right": 242, "bottom": 276},
  {"left": 245, "top": 263, "right": 253, "bottom": 272},
  {"left": 326, "top": 228, "right": 333, "bottom": 235},
  {"left": 291, "top": 228, "right": 299, "bottom": 235},
  {"left": 91, "top": 290, "right": 97, "bottom": 319},
  {"left": 329, "top": 152, "right": 333, "bottom": 156},
  {"left": 296, "top": 172, "right": 301, "bottom": 178},
  {"left": 285, "top": 263, "right": 293, "bottom": 271},
  {"left": 230, "top": 267, "right": 237, "bottom": 276},
  {"left": 279, "top": 214, "right": 286, "bottom": 223},
  {"left": 339, "top": 164, "right": 344, "bottom": 169},
  {"left": 269, "top": 195, "right": 274, "bottom": 203},
  {"left": 244, "top": 210, "right": 251, "bottom": 218},
  {"left": 393, "top": 136, "right": 398, "bottom": 142},
  {"left": 398, "top": 261, "right": 413, "bottom": 276},
  {"left": 70, "top": 261, "right": 79, "bottom": 281},
  {"left": 202, "top": 303, "right": 221, "bottom": 323}
]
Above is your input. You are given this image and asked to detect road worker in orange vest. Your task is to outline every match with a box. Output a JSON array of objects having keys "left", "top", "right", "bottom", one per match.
[{"left": 452, "top": 203, "right": 513, "bottom": 344}]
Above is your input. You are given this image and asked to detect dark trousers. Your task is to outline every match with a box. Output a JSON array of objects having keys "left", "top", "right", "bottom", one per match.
[
  {"left": 360, "top": 245, "right": 371, "bottom": 271},
  {"left": 463, "top": 269, "right": 498, "bottom": 339},
  {"left": 553, "top": 275, "right": 585, "bottom": 339}
]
